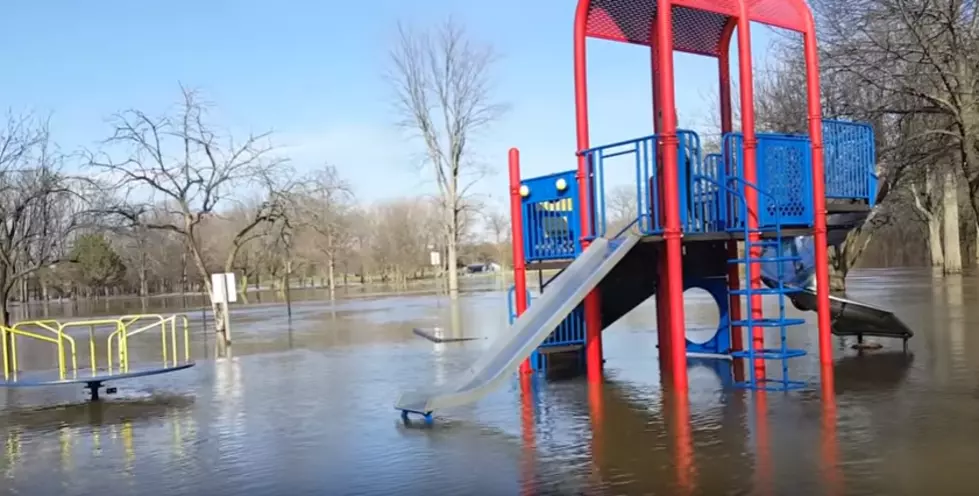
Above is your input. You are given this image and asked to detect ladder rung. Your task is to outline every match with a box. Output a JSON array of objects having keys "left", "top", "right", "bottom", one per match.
[
  {"left": 728, "top": 256, "right": 802, "bottom": 264},
  {"left": 731, "top": 318, "right": 806, "bottom": 328},
  {"left": 733, "top": 379, "right": 807, "bottom": 391},
  {"left": 728, "top": 287, "right": 803, "bottom": 296},
  {"left": 731, "top": 348, "right": 807, "bottom": 359}
]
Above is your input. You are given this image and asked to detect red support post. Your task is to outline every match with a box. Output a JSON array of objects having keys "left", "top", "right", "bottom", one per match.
[
  {"left": 655, "top": 0, "right": 688, "bottom": 393},
  {"left": 574, "top": 2, "right": 604, "bottom": 383},
  {"left": 802, "top": 25, "right": 834, "bottom": 375},
  {"left": 718, "top": 21, "right": 743, "bottom": 357},
  {"left": 509, "top": 148, "right": 531, "bottom": 375},
  {"left": 735, "top": 10, "right": 766, "bottom": 382},
  {"left": 650, "top": 42, "right": 672, "bottom": 369}
]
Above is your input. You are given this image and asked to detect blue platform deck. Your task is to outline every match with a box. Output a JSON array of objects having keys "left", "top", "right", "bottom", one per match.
[{"left": 517, "top": 119, "right": 877, "bottom": 263}]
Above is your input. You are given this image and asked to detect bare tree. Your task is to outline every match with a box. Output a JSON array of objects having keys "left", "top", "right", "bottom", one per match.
[
  {"left": 87, "top": 86, "right": 288, "bottom": 345},
  {"left": 292, "top": 164, "right": 355, "bottom": 299},
  {"left": 0, "top": 113, "right": 88, "bottom": 326},
  {"left": 386, "top": 18, "right": 507, "bottom": 298},
  {"left": 606, "top": 185, "right": 639, "bottom": 235},
  {"left": 482, "top": 207, "right": 511, "bottom": 272},
  {"left": 811, "top": 0, "right": 979, "bottom": 274}
]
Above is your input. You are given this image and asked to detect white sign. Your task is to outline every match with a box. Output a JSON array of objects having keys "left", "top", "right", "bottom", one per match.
[
  {"left": 430, "top": 251, "right": 441, "bottom": 266},
  {"left": 211, "top": 272, "right": 238, "bottom": 304}
]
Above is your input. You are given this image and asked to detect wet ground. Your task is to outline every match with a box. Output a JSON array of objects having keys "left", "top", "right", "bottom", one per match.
[{"left": 1, "top": 269, "right": 978, "bottom": 495}]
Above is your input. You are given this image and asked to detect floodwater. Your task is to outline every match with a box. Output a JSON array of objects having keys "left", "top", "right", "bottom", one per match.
[{"left": 1, "top": 269, "right": 978, "bottom": 495}]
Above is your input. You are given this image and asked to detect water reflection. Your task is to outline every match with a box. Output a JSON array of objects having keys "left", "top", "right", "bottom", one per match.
[{"left": 0, "top": 270, "right": 978, "bottom": 493}]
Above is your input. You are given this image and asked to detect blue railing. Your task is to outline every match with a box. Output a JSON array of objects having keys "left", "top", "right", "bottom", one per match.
[
  {"left": 578, "top": 134, "right": 661, "bottom": 237},
  {"left": 682, "top": 134, "right": 726, "bottom": 233},
  {"left": 699, "top": 153, "right": 727, "bottom": 232},
  {"left": 576, "top": 129, "right": 708, "bottom": 238},
  {"left": 520, "top": 170, "right": 580, "bottom": 261},
  {"left": 823, "top": 119, "right": 877, "bottom": 204},
  {"left": 518, "top": 119, "right": 877, "bottom": 262},
  {"left": 506, "top": 285, "right": 586, "bottom": 349}
]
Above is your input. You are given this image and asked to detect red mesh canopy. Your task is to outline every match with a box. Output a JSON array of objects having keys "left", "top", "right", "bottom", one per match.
[{"left": 584, "top": 0, "right": 808, "bottom": 57}]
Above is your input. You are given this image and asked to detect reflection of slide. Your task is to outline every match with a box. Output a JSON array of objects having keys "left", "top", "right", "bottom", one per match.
[
  {"left": 396, "top": 234, "right": 642, "bottom": 418},
  {"left": 759, "top": 232, "right": 913, "bottom": 341}
]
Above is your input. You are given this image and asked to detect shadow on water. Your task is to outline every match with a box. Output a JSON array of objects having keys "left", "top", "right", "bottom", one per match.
[
  {"left": 3, "top": 270, "right": 979, "bottom": 493},
  {"left": 0, "top": 393, "right": 196, "bottom": 433},
  {"left": 834, "top": 351, "right": 915, "bottom": 394}
]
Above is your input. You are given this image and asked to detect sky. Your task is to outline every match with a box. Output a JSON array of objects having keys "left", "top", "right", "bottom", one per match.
[{"left": 0, "top": 0, "right": 787, "bottom": 214}]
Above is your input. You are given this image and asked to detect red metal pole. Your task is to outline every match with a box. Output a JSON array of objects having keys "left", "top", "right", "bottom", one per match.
[
  {"left": 655, "top": 0, "right": 688, "bottom": 393},
  {"left": 574, "top": 1, "right": 604, "bottom": 383},
  {"left": 651, "top": 42, "right": 672, "bottom": 370},
  {"left": 735, "top": 10, "right": 766, "bottom": 382},
  {"left": 509, "top": 148, "right": 531, "bottom": 375},
  {"left": 802, "top": 24, "right": 833, "bottom": 373},
  {"left": 718, "top": 21, "right": 743, "bottom": 356}
]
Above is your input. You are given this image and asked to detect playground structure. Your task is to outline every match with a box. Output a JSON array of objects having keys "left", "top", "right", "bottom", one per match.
[
  {"left": 0, "top": 314, "right": 195, "bottom": 401},
  {"left": 396, "top": 0, "right": 914, "bottom": 422}
]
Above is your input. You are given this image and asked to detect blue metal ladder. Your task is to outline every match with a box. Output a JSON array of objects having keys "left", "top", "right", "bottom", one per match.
[{"left": 726, "top": 184, "right": 808, "bottom": 391}]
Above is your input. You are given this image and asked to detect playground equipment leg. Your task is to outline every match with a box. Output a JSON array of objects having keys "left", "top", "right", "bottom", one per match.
[
  {"left": 83, "top": 381, "right": 116, "bottom": 402},
  {"left": 508, "top": 148, "right": 533, "bottom": 375},
  {"left": 584, "top": 254, "right": 603, "bottom": 383},
  {"left": 655, "top": 5, "right": 689, "bottom": 394}
]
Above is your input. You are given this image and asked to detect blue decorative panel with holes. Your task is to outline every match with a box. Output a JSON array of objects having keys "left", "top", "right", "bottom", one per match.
[
  {"left": 722, "top": 132, "right": 814, "bottom": 229},
  {"left": 520, "top": 170, "right": 581, "bottom": 261},
  {"left": 755, "top": 133, "right": 814, "bottom": 228}
]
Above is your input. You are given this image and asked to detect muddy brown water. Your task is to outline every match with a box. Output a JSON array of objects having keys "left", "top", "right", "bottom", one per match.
[{"left": 1, "top": 269, "right": 977, "bottom": 495}]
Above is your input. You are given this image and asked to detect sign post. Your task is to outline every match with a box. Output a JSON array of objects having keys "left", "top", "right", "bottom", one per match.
[
  {"left": 429, "top": 247, "right": 441, "bottom": 296},
  {"left": 210, "top": 272, "right": 237, "bottom": 344}
]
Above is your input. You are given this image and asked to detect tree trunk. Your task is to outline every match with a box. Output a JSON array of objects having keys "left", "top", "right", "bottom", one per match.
[
  {"left": 942, "top": 170, "right": 963, "bottom": 274},
  {"left": 239, "top": 273, "right": 250, "bottom": 304},
  {"left": 446, "top": 239, "right": 459, "bottom": 299},
  {"left": 974, "top": 223, "right": 979, "bottom": 267},
  {"left": 327, "top": 255, "right": 336, "bottom": 300},
  {"left": 1, "top": 284, "right": 11, "bottom": 371},
  {"left": 929, "top": 216, "right": 944, "bottom": 267}
]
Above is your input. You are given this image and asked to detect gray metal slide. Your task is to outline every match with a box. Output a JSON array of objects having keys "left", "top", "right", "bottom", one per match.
[
  {"left": 396, "top": 233, "right": 641, "bottom": 417},
  {"left": 789, "top": 289, "right": 914, "bottom": 341}
]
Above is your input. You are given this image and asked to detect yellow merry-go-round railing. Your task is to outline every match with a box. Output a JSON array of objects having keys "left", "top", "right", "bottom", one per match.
[{"left": 1, "top": 313, "right": 191, "bottom": 381}]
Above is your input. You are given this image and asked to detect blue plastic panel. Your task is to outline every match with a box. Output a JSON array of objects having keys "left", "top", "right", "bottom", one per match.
[
  {"left": 723, "top": 132, "right": 815, "bottom": 229},
  {"left": 507, "top": 285, "right": 587, "bottom": 350},
  {"left": 520, "top": 170, "right": 580, "bottom": 261}
]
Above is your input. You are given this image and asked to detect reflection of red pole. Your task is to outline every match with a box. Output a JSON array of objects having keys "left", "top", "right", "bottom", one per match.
[
  {"left": 673, "top": 391, "right": 695, "bottom": 494},
  {"left": 509, "top": 148, "right": 531, "bottom": 375},
  {"left": 519, "top": 374, "right": 536, "bottom": 495},
  {"left": 588, "top": 380, "right": 605, "bottom": 490},
  {"left": 753, "top": 391, "right": 773, "bottom": 496},
  {"left": 820, "top": 364, "right": 842, "bottom": 494}
]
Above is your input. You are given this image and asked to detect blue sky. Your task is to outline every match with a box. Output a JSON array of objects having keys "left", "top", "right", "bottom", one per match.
[{"left": 0, "top": 1, "right": 785, "bottom": 213}]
